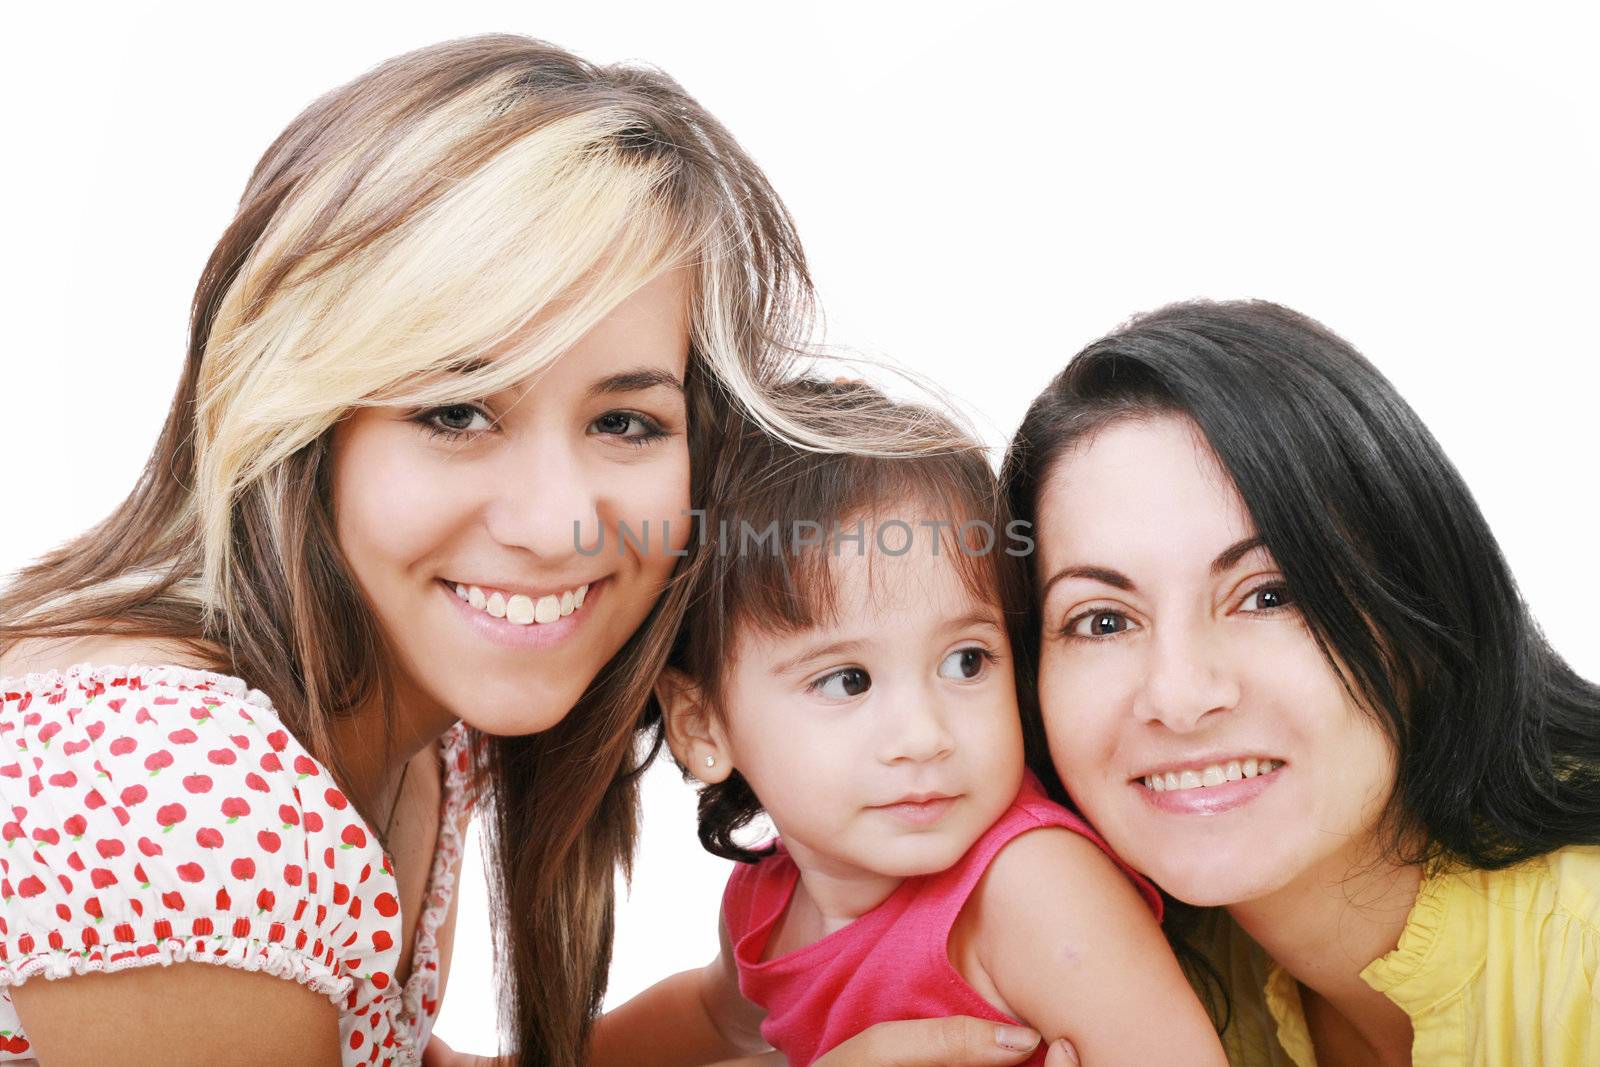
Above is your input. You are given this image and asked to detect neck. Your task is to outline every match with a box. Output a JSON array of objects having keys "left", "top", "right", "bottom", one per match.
[
  {"left": 1228, "top": 846, "right": 1422, "bottom": 1065},
  {"left": 781, "top": 838, "right": 905, "bottom": 938},
  {"left": 326, "top": 667, "right": 458, "bottom": 827}
]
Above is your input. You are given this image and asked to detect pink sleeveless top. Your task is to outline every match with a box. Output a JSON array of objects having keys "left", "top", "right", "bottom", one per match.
[
  {"left": 722, "top": 771, "right": 1163, "bottom": 1067},
  {"left": 0, "top": 665, "right": 476, "bottom": 1066}
]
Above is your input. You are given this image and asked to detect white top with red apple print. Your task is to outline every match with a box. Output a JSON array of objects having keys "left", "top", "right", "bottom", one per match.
[{"left": 0, "top": 664, "right": 474, "bottom": 1065}]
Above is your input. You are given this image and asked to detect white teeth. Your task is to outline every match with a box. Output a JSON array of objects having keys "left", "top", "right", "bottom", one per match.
[
  {"left": 453, "top": 580, "right": 594, "bottom": 626},
  {"left": 505, "top": 594, "right": 535, "bottom": 625},
  {"left": 1144, "top": 758, "right": 1282, "bottom": 791}
]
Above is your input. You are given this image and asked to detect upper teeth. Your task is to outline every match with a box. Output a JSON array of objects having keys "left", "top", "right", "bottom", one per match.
[
  {"left": 454, "top": 582, "right": 590, "bottom": 626},
  {"left": 1143, "top": 758, "right": 1281, "bottom": 792}
]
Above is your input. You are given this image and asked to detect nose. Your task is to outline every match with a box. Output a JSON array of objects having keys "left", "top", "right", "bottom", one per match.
[
  {"left": 1132, "top": 620, "right": 1240, "bottom": 732},
  {"left": 875, "top": 684, "right": 957, "bottom": 765},
  {"left": 482, "top": 432, "right": 602, "bottom": 560}
]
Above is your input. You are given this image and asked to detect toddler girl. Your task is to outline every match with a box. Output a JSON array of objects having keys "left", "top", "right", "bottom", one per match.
[{"left": 588, "top": 381, "right": 1226, "bottom": 1066}]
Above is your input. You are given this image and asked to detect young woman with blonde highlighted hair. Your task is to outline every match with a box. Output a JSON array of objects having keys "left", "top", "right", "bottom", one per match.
[{"left": 0, "top": 34, "right": 1013, "bottom": 1067}]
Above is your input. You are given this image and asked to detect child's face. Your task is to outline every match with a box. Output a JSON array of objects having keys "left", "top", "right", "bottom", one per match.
[{"left": 718, "top": 533, "right": 1026, "bottom": 887}]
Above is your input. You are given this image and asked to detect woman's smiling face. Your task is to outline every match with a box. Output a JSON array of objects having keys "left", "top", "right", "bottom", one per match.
[
  {"left": 330, "top": 269, "right": 693, "bottom": 736},
  {"left": 1033, "top": 414, "right": 1398, "bottom": 906}
]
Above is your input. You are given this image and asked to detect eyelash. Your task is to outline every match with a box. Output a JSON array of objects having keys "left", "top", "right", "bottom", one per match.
[
  {"left": 947, "top": 647, "right": 1000, "bottom": 677},
  {"left": 410, "top": 404, "right": 673, "bottom": 446},
  {"left": 1057, "top": 580, "right": 1293, "bottom": 641},
  {"left": 413, "top": 404, "right": 492, "bottom": 441},
  {"left": 806, "top": 666, "right": 869, "bottom": 699},
  {"left": 591, "top": 410, "right": 673, "bottom": 447}
]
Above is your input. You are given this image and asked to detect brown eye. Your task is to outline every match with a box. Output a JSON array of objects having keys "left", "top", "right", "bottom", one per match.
[
  {"left": 1067, "top": 610, "right": 1139, "bottom": 639},
  {"left": 1241, "top": 584, "right": 1294, "bottom": 612},
  {"left": 814, "top": 667, "right": 871, "bottom": 699},
  {"left": 938, "top": 648, "right": 990, "bottom": 680}
]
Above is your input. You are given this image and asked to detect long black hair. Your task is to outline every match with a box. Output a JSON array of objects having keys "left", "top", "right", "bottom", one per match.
[{"left": 1003, "top": 298, "right": 1600, "bottom": 875}]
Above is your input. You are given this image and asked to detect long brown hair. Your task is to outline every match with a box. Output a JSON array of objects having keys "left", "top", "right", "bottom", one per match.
[{"left": 0, "top": 35, "right": 838, "bottom": 1065}]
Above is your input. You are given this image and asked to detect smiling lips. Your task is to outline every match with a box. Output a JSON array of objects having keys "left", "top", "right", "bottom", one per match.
[
  {"left": 1139, "top": 758, "right": 1283, "bottom": 793},
  {"left": 452, "top": 581, "right": 590, "bottom": 626}
]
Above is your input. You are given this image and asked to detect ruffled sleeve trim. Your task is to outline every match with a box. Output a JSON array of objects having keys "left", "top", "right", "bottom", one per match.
[
  {"left": 0, "top": 662, "right": 278, "bottom": 712},
  {"left": 393, "top": 721, "right": 473, "bottom": 1040},
  {"left": 0, "top": 931, "right": 351, "bottom": 1004}
]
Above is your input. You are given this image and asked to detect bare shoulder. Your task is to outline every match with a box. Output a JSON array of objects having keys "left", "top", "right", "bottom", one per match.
[
  {"left": 0, "top": 634, "right": 217, "bottom": 681},
  {"left": 9, "top": 962, "right": 342, "bottom": 1066},
  {"left": 972, "top": 825, "right": 1142, "bottom": 916},
  {"left": 964, "top": 827, "right": 1227, "bottom": 1063},
  {"left": 965, "top": 825, "right": 1164, "bottom": 992}
]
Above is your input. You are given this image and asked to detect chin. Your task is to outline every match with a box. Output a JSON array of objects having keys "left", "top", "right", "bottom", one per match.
[
  {"left": 877, "top": 832, "right": 979, "bottom": 878},
  {"left": 445, "top": 673, "right": 592, "bottom": 737},
  {"left": 1133, "top": 846, "right": 1290, "bottom": 907}
]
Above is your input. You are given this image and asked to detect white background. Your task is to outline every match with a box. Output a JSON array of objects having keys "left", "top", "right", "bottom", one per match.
[{"left": 3, "top": 1, "right": 1597, "bottom": 1054}]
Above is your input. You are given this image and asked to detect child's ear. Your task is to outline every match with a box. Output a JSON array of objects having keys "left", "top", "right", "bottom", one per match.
[{"left": 655, "top": 667, "right": 733, "bottom": 784}]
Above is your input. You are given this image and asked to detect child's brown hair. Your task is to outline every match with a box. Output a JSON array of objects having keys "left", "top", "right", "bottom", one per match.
[{"left": 658, "top": 378, "right": 1045, "bottom": 862}]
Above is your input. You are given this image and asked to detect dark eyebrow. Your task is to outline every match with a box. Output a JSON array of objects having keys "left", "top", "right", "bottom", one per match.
[
  {"left": 1212, "top": 536, "right": 1268, "bottom": 575},
  {"left": 1040, "top": 566, "right": 1134, "bottom": 605},
  {"left": 1038, "top": 536, "right": 1269, "bottom": 604},
  {"left": 769, "top": 638, "right": 869, "bottom": 678},
  {"left": 586, "top": 368, "right": 684, "bottom": 398}
]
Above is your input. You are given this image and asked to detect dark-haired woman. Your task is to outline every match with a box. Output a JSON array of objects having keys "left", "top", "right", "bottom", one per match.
[{"left": 1002, "top": 300, "right": 1600, "bottom": 1064}]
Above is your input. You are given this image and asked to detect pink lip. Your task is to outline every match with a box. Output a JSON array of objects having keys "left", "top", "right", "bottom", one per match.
[
  {"left": 1135, "top": 766, "right": 1283, "bottom": 816},
  {"left": 871, "top": 795, "right": 959, "bottom": 826},
  {"left": 437, "top": 577, "right": 606, "bottom": 650}
]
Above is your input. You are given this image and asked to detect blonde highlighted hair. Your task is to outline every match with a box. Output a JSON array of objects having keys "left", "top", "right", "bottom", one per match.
[{"left": 1, "top": 35, "right": 956, "bottom": 1065}]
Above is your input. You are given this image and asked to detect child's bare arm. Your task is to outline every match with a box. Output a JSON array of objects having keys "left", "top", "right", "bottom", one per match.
[
  {"left": 586, "top": 913, "right": 769, "bottom": 1067},
  {"left": 969, "top": 828, "right": 1227, "bottom": 1066}
]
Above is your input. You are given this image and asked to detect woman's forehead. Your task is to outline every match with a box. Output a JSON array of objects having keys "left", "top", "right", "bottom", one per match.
[{"left": 1038, "top": 417, "right": 1257, "bottom": 570}]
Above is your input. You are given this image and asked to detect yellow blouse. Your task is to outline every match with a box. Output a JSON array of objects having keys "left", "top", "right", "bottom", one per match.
[{"left": 1189, "top": 845, "right": 1600, "bottom": 1066}]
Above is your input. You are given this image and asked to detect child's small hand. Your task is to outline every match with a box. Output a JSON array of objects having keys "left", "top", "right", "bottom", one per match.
[
  {"left": 811, "top": 1017, "right": 1047, "bottom": 1066},
  {"left": 421, "top": 1034, "right": 508, "bottom": 1067}
]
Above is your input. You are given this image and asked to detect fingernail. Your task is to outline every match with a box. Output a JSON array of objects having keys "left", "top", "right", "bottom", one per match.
[
  {"left": 994, "top": 1025, "right": 1041, "bottom": 1051},
  {"left": 1054, "top": 1039, "right": 1079, "bottom": 1065}
]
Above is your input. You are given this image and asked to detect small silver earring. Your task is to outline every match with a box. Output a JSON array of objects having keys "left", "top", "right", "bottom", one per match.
[{"left": 704, "top": 754, "right": 716, "bottom": 768}]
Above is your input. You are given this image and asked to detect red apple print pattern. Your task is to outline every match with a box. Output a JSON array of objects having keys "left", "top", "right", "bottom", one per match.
[{"left": 0, "top": 664, "right": 476, "bottom": 1065}]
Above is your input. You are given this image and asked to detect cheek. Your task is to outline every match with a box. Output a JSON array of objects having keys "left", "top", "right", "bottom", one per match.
[
  {"left": 333, "top": 427, "right": 462, "bottom": 590},
  {"left": 730, "top": 716, "right": 853, "bottom": 830},
  {"left": 1037, "top": 648, "right": 1131, "bottom": 773},
  {"left": 603, "top": 447, "right": 692, "bottom": 566}
]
